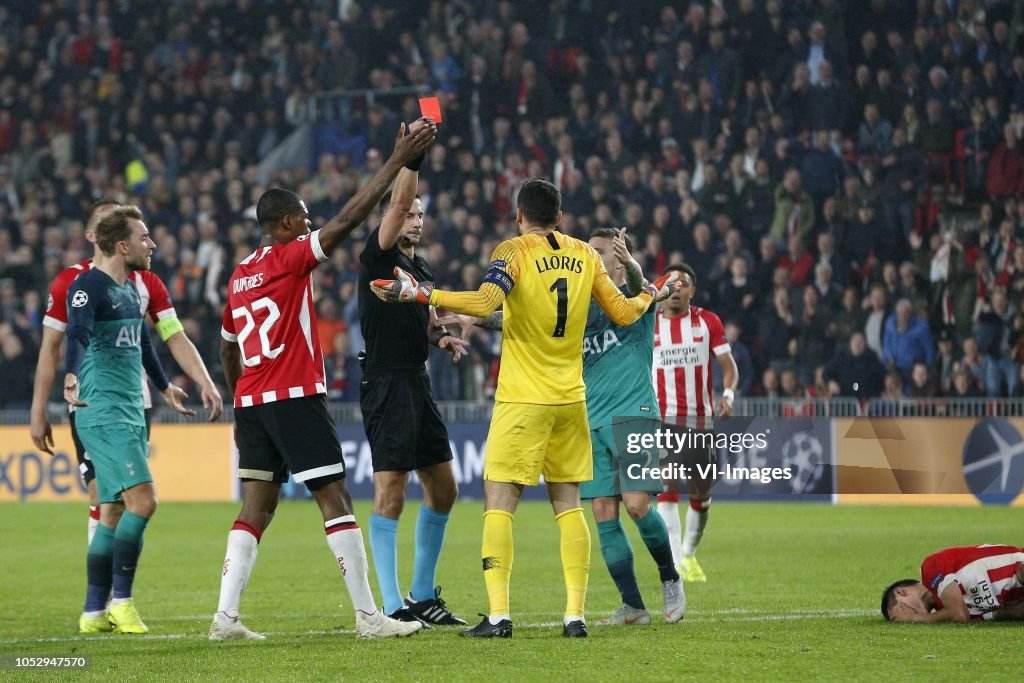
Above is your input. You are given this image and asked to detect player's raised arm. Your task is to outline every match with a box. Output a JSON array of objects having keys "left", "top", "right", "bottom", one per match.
[
  {"left": 590, "top": 248, "right": 679, "bottom": 326},
  {"left": 612, "top": 227, "right": 646, "bottom": 295},
  {"left": 318, "top": 121, "right": 436, "bottom": 255},
  {"left": 377, "top": 118, "right": 433, "bottom": 251},
  {"left": 371, "top": 241, "right": 519, "bottom": 318}
]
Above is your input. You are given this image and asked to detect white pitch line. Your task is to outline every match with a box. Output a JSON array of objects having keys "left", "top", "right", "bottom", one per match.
[{"left": 0, "top": 609, "right": 878, "bottom": 645}]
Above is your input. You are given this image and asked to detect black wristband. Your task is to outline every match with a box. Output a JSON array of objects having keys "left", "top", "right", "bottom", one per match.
[{"left": 405, "top": 150, "right": 426, "bottom": 171}]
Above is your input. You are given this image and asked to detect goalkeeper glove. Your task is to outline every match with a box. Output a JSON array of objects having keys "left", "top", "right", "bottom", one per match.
[
  {"left": 643, "top": 271, "right": 681, "bottom": 301},
  {"left": 370, "top": 267, "right": 434, "bottom": 304}
]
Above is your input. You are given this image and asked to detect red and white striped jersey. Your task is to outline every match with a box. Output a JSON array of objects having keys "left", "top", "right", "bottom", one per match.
[
  {"left": 221, "top": 230, "right": 328, "bottom": 408},
  {"left": 921, "top": 544, "right": 1024, "bottom": 618},
  {"left": 652, "top": 306, "right": 730, "bottom": 420},
  {"left": 44, "top": 259, "right": 178, "bottom": 409}
]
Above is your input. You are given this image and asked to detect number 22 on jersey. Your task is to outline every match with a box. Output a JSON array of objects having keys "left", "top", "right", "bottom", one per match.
[{"left": 232, "top": 297, "right": 284, "bottom": 366}]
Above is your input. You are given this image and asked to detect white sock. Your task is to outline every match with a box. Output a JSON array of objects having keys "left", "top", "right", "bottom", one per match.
[
  {"left": 325, "top": 516, "right": 378, "bottom": 615},
  {"left": 682, "top": 501, "right": 709, "bottom": 557},
  {"left": 216, "top": 526, "right": 260, "bottom": 618},
  {"left": 489, "top": 614, "right": 510, "bottom": 625},
  {"left": 657, "top": 501, "right": 683, "bottom": 565},
  {"left": 83, "top": 609, "right": 106, "bottom": 619},
  {"left": 562, "top": 615, "right": 583, "bottom": 625},
  {"left": 87, "top": 506, "right": 99, "bottom": 545}
]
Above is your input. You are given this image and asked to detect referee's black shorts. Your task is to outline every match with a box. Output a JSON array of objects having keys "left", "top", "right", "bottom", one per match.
[{"left": 360, "top": 370, "right": 453, "bottom": 473}]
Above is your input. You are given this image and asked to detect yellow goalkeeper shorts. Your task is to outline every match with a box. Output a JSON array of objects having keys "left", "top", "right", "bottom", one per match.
[{"left": 484, "top": 401, "right": 593, "bottom": 486}]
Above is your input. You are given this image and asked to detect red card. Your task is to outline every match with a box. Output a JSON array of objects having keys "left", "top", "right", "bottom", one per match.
[{"left": 418, "top": 96, "right": 442, "bottom": 123}]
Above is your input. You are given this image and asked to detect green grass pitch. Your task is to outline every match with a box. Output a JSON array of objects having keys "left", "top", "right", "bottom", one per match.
[{"left": 0, "top": 501, "right": 1019, "bottom": 681}]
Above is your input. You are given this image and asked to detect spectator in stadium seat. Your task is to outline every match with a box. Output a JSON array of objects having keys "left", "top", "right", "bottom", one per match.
[
  {"left": 712, "top": 320, "right": 753, "bottom": 397},
  {"left": 985, "top": 123, "right": 1024, "bottom": 200},
  {"left": 974, "top": 288, "right": 1019, "bottom": 396},
  {"left": 962, "top": 106, "right": 997, "bottom": 198},
  {"left": 780, "top": 233, "right": 814, "bottom": 288},
  {"left": 882, "top": 298, "right": 936, "bottom": 379},
  {"left": 907, "top": 361, "right": 938, "bottom": 398},
  {"left": 880, "top": 127, "right": 926, "bottom": 241},
  {"left": 826, "top": 332, "right": 884, "bottom": 399},
  {"left": 932, "top": 327, "right": 958, "bottom": 394},
  {"left": 949, "top": 368, "right": 984, "bottom": 398},
  {"left": 759, "top": 287, "right": 796, "bottom": 365},
  {"left": 770, "top": 168, "right": 815, "bottom": 244},
  {"left": 809, "top": 61, "right": 845, "bottom": 132},
  {"left": 857, "top": 103, "right": 894, "bottom": 156},
  {"left": 801, "top": 130, "right": 844, "bottom": 210}
]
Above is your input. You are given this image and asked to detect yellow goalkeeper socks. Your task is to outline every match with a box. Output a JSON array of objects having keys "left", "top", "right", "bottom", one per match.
[
  {"left": 481, "top": 509, "right": 514, "bottom": 618},
  {"left": 555, "top": 507, "right": 590, "bottom": 620}
]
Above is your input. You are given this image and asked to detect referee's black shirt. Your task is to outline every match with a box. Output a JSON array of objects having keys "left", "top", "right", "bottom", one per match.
[{"left": 358, "top": 227, "right": 432, "bottom": 374}]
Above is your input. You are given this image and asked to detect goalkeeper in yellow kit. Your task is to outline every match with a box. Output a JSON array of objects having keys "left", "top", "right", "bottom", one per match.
[{"left": 371, "top": 178, "right": 679, "bottom": 638}]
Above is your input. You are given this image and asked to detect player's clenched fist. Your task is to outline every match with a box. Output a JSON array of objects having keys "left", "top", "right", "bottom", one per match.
[
  {"left": 643, "top": 270, "right": 682, "bottom": 301},
  {"left": 370, "top": 267, "right": 434, "bottom": 304}
]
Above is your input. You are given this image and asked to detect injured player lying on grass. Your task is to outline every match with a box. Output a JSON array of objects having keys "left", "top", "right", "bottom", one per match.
[{"left": 882, "top": 544, "right": 1024, "bottom": 623}]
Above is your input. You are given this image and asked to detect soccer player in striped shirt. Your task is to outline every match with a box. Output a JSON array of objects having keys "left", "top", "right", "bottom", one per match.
[
  {"left": 883, "top": 544, "right": 1024, "bottom": 622},
  {"left": 652, "top": 264, "right": 739, "bottom": 583},
  {"left": 210, "top": 120, "right": 435, "bottom": 640}
]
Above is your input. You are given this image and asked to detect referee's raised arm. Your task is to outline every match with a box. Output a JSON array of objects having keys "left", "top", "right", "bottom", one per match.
[{"left": 318, "top": 121, "right": 436, "bottom": 255}]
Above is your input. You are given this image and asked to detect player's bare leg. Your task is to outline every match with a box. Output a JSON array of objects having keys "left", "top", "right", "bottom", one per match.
[
  {"left": 210, "top": 480, "right": 279, "bottom": 641},
  {"left": 313, "top": 479, "right": 421, "bottom": 638},
  {"left": 549, "top": 481, "right": 590, "bottom": 637},
  {"left": 460, "top": 481, "right": 523, "bottom": 638},
  {"left": 404, "top": 462, "right": 465, "bottom": 625}
]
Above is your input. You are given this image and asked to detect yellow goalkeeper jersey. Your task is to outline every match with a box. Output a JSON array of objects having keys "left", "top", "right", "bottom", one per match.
[{"left": 475, "top": 231, "right": 652, "bottom": 405}]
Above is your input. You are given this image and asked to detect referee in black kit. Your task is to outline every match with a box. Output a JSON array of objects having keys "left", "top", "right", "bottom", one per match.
[{"left": 357, "top": 117, "right": 469, "bottom": 627}]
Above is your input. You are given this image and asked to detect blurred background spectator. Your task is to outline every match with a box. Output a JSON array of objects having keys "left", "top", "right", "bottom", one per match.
[{"left": 5, "top": 0, "right": 1024, "bottom": 405}]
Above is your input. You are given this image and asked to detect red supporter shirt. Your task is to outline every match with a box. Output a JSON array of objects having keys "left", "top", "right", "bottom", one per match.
[
  {"left": 221, "top": 230, "right": 328, "bottom": 408},
  {"left": 652, "top": 306, "right": 730, "bottom": 423},
  {"left": 921, "top": 544, "right": 1024, "bottom": 619},
  {"left": 44, "top": 259, "right": 178, "bottom": 409}
]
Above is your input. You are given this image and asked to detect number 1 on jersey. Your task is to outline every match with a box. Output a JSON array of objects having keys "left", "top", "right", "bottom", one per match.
[{"left": 549, "top": 277, "right": 567, "bottom": 337}]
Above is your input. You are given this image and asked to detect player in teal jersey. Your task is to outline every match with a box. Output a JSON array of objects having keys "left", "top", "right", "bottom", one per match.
[
  {"left": 439, "top": 228, "right": 685, "bottom": 625},
  {"left": 64, "top": 206, "right": 193, "bottom": 635}
]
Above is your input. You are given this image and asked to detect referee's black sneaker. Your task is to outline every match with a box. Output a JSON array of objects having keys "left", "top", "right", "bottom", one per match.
[
  {"left": 562, "top": 620, "right": 588, "bottom": 638},
  {"left": 459, "top": 614, "right": 512, "bottom": 638},
  {"left": 405, "top": 586, "right": 467, "bottom": 626},
  {"left": 387, "top": 607, "right": 432, "bottom": 629}
]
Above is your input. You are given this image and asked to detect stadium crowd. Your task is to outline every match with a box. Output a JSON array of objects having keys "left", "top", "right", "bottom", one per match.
[{"left": 3, "top": 0, "right": 1024, "bottom": 408}]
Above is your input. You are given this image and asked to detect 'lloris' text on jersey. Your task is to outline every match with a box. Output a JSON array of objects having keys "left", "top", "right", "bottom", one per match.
[{"left": 535, "top": 255, "right": 584, "bottom": 275}]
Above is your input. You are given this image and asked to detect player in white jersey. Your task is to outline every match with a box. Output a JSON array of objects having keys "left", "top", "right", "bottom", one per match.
[
  {"left": 651, "top": 264, "right": 738, "bottom": 583},
  {"left": 883, "top": 544, "right": 1024, "bottom": 622}
]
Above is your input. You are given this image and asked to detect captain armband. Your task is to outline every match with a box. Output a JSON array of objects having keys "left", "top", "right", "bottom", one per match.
[{"left": 155, "top": 316, "right": 185, "bottom": 342}]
